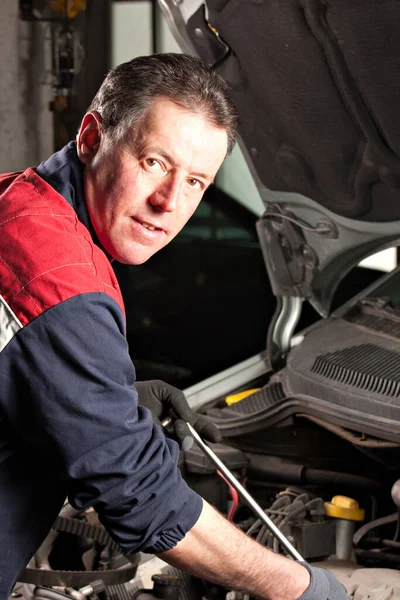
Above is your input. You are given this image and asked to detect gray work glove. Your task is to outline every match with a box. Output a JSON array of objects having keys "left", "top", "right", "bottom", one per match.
[
  {"left": 297, "top": 563, "right": 349, "bottom": 600},
  {"left": 135, "top": 380, "right": 222, "bottom": 445}
]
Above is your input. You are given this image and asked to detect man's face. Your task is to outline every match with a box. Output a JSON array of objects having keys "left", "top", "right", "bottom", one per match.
[{"left": 79, "top": 97, "right": 228, "bottom": 264}]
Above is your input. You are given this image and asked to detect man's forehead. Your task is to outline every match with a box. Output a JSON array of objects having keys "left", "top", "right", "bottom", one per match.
[
  {"left": 142, "top": 97, "right": 225, "bottom": 143},
  {"left": 132, "top": 98, "right": 228, "bottom": 176},
  {"left": 144, "top": 96, "right": 201, "bottom": 123}
]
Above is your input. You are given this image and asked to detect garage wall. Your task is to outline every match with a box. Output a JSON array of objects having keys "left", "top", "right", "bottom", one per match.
[
  {"left": 0, "top": 1, "right": 53, "bottom": 172},
  {"left": 111, "top": 1, "right": 180, "bottom": 67}
]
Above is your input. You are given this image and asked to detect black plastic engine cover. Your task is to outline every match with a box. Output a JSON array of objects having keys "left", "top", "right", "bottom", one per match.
[
  {"left": 209, "top": 314, "right": 400, "bottom": 444},
  {"left": 283, "top": 316, "right": 400, "bottom": 441}
]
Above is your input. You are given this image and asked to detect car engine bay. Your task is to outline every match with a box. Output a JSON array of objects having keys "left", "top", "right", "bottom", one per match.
[{"left": 15, "top": 286, "right": 400, "bottom": 600}]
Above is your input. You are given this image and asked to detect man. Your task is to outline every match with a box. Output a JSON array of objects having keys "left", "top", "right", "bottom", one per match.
[{"left": 0, "top": 53, "right": 347, "bottom": 600}]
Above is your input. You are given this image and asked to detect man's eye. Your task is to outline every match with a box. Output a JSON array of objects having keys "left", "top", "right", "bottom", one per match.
[
  {"left": 145, "top": 158, "right": 160, "bottom": 169},
  {"left": 187, "top": 178, "right": 201, "bottom": 189}
]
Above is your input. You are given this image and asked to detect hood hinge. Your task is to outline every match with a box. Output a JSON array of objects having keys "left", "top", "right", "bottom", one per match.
[{"left": 256, "top": 204, "right": 319, "bottom": 299}]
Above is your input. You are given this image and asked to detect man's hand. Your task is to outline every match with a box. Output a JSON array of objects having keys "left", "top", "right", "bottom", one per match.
[
  {"left": 297, "top": 563, "right": 349, "bottom": 600},
  {"left": 135, "top": 380, "right": 222, "bottom": 444}
]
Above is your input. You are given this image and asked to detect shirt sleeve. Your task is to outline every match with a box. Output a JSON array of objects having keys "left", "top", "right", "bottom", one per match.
[{"left": 1, "top": 291, "right": 203, "bottom": 554}]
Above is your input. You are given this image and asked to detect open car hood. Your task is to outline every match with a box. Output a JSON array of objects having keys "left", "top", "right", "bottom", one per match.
[{"left": 159, "top": 0, "right": 400, "bottom": 317}]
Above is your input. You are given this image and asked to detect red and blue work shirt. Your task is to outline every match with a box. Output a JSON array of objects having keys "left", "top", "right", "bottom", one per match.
[{"left": 0, "top": 142, "right": 202, "bottom": 597}]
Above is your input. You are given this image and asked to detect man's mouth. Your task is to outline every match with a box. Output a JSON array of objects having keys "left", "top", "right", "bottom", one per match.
[
  {"left": 134, "top": 218, "right": 163, "bottom": 232},
  {"left": 141, "top": 221, "right": 156, "bottom": 231}
]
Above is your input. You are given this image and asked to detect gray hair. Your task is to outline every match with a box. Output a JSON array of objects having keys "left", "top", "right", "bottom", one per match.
[{"left": 88, "top": 53, "right": 238, "bottom": 154}]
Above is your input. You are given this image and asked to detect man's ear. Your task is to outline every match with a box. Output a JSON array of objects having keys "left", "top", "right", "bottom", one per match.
[{"left": 77, "top": 111, "right": 102, "bottom": 164}]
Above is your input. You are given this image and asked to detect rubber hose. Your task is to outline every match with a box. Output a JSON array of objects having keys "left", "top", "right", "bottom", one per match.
[
  {"left": 34, "top": 588, "right": 70, "bottom": 600},
  {"left": 353, "top": 513, "right": 398, "bottom": 547},
  {"left": 354, "top": 548, "right": 400, "bottom": 566},
  {"left": 247, "top": 454, "right": 380, "bottom": 490}
]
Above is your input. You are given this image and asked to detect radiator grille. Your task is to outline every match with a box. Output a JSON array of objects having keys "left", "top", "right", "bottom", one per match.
[
  {"left": 311, "top": 344, "right": 400, "bottom": 398},
  {"left": 107, "top": 584, "right": 138, "bottom": 600}
]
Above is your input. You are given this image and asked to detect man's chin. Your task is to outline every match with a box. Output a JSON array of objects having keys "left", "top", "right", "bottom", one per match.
[{"left": 113, "top": 245, "right": 160, "bottom": 265}]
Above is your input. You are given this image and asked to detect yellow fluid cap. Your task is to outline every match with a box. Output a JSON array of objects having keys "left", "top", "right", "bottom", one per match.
[
  {"left": 324, "top": 495, "right": 365, "bottom": 521},
  {"left": 225, "top": 389, "right": 261, "bottom": 406}
]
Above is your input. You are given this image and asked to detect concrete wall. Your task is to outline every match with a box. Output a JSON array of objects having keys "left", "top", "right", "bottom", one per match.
[{"left": 0, "top": 1, "right": 53, "bottom": 171}]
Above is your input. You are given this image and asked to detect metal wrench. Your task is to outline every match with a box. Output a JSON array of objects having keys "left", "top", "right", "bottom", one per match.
[{"left": 184, "top": 421, "right": 303, "bottom": 561}]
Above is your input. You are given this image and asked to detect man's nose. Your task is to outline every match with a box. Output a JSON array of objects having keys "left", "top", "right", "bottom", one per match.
[{"left": 150, "top": 175, "right": 182, "bottom": 212}]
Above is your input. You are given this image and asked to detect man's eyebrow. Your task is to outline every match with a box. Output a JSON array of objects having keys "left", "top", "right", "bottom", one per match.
[{"left": 146, "top": 147, "right": 215, "bottom": 184}]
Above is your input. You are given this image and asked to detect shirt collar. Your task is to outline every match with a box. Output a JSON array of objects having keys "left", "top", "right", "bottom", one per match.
[{"left": 36, "top": 141, "right": 96, "bottom": 239}]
